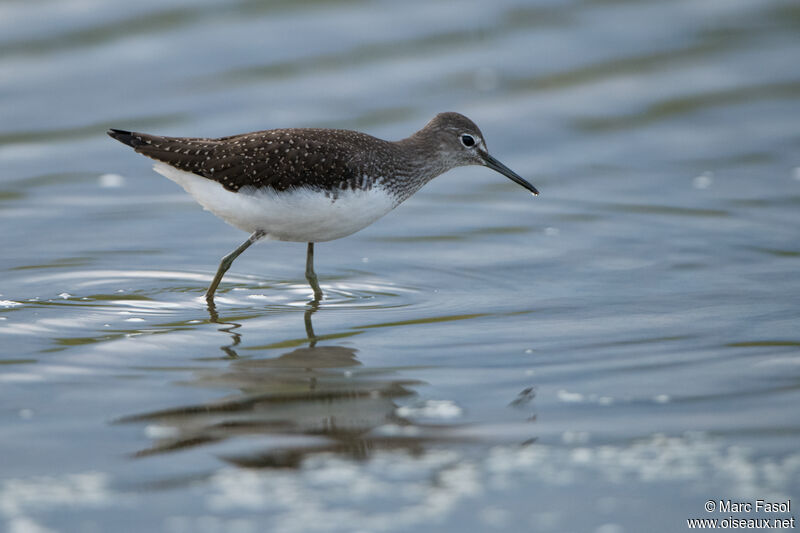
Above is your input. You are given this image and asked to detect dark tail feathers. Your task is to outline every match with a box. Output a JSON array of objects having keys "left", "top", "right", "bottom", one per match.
[{"left": 107, "top": 128, "right": 141, "bottom": 148}]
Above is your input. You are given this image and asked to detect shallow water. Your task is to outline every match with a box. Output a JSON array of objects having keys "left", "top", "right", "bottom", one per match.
[{"left": 1, "top": 0, "right": 799, "bottom": 531}]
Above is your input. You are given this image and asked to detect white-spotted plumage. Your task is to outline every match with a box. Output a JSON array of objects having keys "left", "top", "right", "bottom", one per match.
[{"left": 154, "top": 163, "right": 397, "bottom": 242}]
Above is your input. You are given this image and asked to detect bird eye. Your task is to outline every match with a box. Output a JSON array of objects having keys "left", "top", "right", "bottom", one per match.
[{"left": 460, "top": 134, "right": 476, "bottom": 148}]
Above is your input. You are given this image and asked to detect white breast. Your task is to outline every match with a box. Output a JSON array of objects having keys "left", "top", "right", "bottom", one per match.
[{"left": 153, "top": 163, "right": 397, "bottom": 242}]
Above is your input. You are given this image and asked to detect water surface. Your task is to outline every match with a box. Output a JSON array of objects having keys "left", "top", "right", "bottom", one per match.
[{"left": 1, "top": 0, "right": 799, "bottom": 531}]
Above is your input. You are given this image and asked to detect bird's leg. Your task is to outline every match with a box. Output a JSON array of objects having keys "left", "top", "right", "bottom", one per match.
[
  {"left": 305, "top": 242, "right": 324, "bottom": 301},
  {"left": 206, "top": 231, "right": 264, "bottom": 302},
  {"left": 304, "top": 297, "right": 320, "bottom": 348}
]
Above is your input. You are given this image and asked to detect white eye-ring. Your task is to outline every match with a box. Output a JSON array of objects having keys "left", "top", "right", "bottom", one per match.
[{"left": 460, "top": 134, "right": 476, "bottom": 148}]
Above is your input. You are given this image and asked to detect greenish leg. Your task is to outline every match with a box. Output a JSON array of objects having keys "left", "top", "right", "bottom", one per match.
[
  {"left": 305, "top": 242, "right": 324, "bottom": 302},
  {"left": 304, "top": 297, "right": 320, "bottom": 348},
  {"left": 205, "top": 231, "right": 264, "bottom": 302}
]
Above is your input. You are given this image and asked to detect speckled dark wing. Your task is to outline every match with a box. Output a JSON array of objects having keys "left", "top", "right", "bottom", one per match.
[{"left": 107, "top": 128, "right": 388, "bottom": 193}]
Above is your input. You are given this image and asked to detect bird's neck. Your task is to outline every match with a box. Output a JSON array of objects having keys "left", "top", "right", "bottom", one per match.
[{"left": 386, "top": 132, "right": 451, "bottom": 203}]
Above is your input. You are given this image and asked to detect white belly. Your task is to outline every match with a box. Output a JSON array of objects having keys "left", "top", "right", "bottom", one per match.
[{"left": 153, "top": 163, "right": 397, "bottom": 242}]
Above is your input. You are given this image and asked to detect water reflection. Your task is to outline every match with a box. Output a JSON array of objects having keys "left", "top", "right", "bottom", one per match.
[{"left": 117, "top": 298, "right": 477, "bottom": 468}]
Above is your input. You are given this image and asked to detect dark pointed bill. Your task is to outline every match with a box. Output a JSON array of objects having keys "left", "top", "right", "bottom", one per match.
[{"left": 483, "top": 153, "right": 539, "bottom": 196}]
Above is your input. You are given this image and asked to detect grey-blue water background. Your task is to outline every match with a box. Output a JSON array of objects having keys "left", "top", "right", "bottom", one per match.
[{"left": 1, "top": 0, "right": 799, "bottom": 531}]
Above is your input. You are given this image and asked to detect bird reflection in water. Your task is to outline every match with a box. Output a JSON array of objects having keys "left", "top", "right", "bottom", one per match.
[{"left": 117, "top": 295, "right": 469, "bottom": 468}]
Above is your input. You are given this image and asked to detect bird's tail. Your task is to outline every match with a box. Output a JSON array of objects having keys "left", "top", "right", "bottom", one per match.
[{"left": 107, "top": 128, "right": 142, "bottom": 148}]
